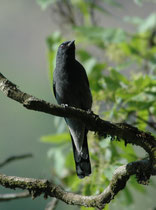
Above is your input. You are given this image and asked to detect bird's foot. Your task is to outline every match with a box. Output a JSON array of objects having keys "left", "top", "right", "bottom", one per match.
[
  {"left": 87, "top": 109, "right": 93, "bottom": 115},
  {"left": 61, "top": 103, "right": 68, "bottom": 108}
]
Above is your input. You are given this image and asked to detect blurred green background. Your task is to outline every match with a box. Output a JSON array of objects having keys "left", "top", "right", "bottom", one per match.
[{"left": 0, "top": 0, "right": 156, "bottom": 210}]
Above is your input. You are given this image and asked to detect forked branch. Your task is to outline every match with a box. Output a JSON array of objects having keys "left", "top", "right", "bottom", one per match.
[{"left": 0, "top": 72, "right": 156, "bottom": 208}]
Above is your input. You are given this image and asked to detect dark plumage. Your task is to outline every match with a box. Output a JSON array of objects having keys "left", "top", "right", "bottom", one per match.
[{"left": 53, "top": 40, "right": 92, "bottom": 178}]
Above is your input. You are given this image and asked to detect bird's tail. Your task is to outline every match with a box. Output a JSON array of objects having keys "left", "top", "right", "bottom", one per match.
[{"left": 71, "top": 130, "right": 91, "bottom": 179}]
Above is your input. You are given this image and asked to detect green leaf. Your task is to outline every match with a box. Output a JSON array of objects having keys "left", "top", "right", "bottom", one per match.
[
  {"left": 137, "top": 110, "right": 149, "bottom": 130},
  {"left": 47, "top": 144, "right": 71, "bottom": 178},
  {"left": 104, "top": 76, "right": 121, "bottom": 91},
  {"left": 89, "top": 2, "right": 112, "bottom": 15},
  {"left": 127, "top": 100, "right": 154, "bottom": 110},
  {"left": 104, "top": 205, "right": 109, "bottom": 210},
  {"left": 124, "top": 16, "right": 143, "bottom": 25},
  {"left": 99, "top": 137, "right": 111, "bottom": 148},
  {"left": 113, "top": 141, "right": 137, "bottom": 162},
  {"left": 104, "top": 148, "right": 112, "bottom": 161},
  {"left": 124, "top": 13, "right": 156, "bottom": 33},
  {"left": 84, "top": 58, "right": 97, "bottom": 75},
  {"left": 53, "top": 117, "right": 66, "bottom": 133},
  {"left": 74, "top": 26, "right": 127, "bottom": 44},
  {"left": 77, "top": 50, "right": 92, "bottom": 61},
  {"left": 65, "top": 151, "right": 75, "bottom": 170},
  {"left": 134, "top": 75, "right": 151, "bottom": 90},
  {"left": 139, "top": 13, "right": 156, "bottom": 32},
  {"left": 130, "top": 176, "right": 146, "bottom": 193},
  {"left": 123, "top": 188, "right": 134, "bottom": 205},
  {"left": 110, "top": 69, "right": 129, "bottom": 85},
  {"left": 81, "top": 207, "right": 95, "bottom": 210},
  {"left": 36, "top": 0, "right": 56, "bottom": 10},
  {"left": 133, "top": 0, "right": 143, "bottom": 6},
  {"left": 71, "top": 0, "right": 91, "bottom": 25},
  {"left": 63, "top": 174, "right": 82, "bottom": 191},
  {"left": 104, "top": 165, "right": 118, "bottom": 181},
  {"left": 103, "top": 0, "right": 122, "bottom": 7},
  {"left": 82, "top": 183, "right": 92, "bottom": 196},
  {"left": 40, "top": 133, "right": 70, "bottom": 144}
]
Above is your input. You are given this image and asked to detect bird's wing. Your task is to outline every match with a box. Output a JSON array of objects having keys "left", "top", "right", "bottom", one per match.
[
  {"left": 63, "top": 61, "right": 92, "bottom": 153},
  {"left": 76, "top": 60, "right": 90, "bottom": 87},
  {"left": 75, "top": 60, "right": 92, "bottom": 110},
  {"left": 53, "top": 80, "right": 56, "bottom": 99},
  {"left": 65, "top": 118, "right": 85, "bottom": 153}
]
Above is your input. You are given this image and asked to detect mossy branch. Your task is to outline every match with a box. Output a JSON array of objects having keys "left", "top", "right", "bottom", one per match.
[
  {"left": 0, "top": 159, "right": 153, "bottom": 209},
  {"left": 0, "top": 72, "right": 156, "bottom": 208}
]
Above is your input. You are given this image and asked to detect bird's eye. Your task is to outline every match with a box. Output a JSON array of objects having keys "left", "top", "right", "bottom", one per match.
[{"left": 61, "top": 44, "right": 66, "bottom": 48}]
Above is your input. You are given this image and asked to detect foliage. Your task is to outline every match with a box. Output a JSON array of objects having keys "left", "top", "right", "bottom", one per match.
[{"left": 37, "top": 0, "right": 156, "bottom": 209}]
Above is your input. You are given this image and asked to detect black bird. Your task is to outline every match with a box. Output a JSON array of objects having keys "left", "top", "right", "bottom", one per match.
[{"left": 53, "top": 40, "right": 92, "bottom": 178}]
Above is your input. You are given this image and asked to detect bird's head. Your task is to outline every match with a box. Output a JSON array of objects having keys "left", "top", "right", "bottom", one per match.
[{"left": 57, "top": 40, "right": 75, "bottom": 60}]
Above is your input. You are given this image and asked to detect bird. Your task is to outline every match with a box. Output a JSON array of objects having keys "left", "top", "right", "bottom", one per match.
[{"left": 53, "top": 40, "right": 92, "bottom": 178}]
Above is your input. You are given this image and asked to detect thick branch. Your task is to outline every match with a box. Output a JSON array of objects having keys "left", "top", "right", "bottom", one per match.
[
  {"left": 0, "top": 72, "right": 156, "bottom": 170},
  {"left": 0, "top": 159, "right": 152, "bottom": 209},
  {"left": 0, "top": 72, "right": 156, "bottom": 208}
]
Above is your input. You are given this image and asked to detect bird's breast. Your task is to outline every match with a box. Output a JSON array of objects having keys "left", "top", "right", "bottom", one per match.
[{"left": 54, "top": 68, "right": 79, "bottom": 105}]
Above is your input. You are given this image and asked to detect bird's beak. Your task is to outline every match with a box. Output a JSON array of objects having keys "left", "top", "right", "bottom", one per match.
[{"left": 68, "top": 40, "right": 75, "bottom": 47}]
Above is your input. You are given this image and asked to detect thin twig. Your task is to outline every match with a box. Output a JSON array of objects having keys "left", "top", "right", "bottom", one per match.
[
  {"left": 45, "top": 198, "right": 59, "bottom": 210},
  {"left": 0, "top": 154, "right": 33, "bottom": 168},
  {"left": 0, "top": 191, "right": 30, "bottom": 201},
  {"left": 137, "top": 115, "right": 156, "bottom": 130}
]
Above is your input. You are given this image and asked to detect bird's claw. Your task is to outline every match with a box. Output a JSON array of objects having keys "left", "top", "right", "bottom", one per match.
[
  {"left": 87, "top": 109, "right": 93, "bottom": 115},
  {"left": 61, "top": 103, "right": 68, "bottom": 108}
]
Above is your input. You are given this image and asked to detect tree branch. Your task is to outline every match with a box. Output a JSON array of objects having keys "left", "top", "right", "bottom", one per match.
[
  {"left": 0, "top": 72, "right": 156, "bottom": 208},
  {"left": 0, "top": 159, "right": 153, "bottom": 209},
  {"left": 0, "top": 72, "right": 155, "bottom": 168},
  {"left": 0, "top": 154, "right": 33, "bottom": 168},
  {"left": 0, "top": 191, "right": 30, "bottom": 201},
  {"left": 45, "top": 198, "right": 59, "bottom": 210}
]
